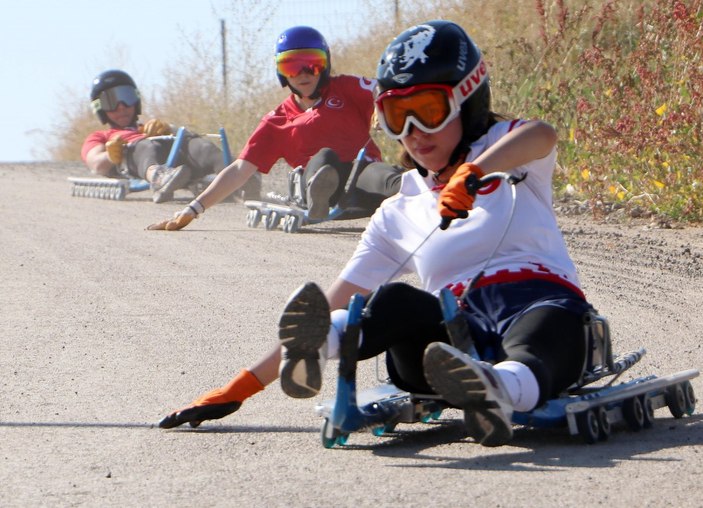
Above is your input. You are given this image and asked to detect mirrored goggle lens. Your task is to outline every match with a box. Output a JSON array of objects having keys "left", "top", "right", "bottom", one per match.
[
  {"left": 377, "top": 87, "right": 455, "bottom": 137},
  {"left": 99, "top": 85, "right": 139, "bottom": 111},
  {"left": 276, "top": 49, "right": 328, "bottom": 78}
]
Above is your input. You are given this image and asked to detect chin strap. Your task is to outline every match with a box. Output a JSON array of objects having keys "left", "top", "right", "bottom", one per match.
[{"left": 413, "top": 148, "right": 467, "bottom": 182}]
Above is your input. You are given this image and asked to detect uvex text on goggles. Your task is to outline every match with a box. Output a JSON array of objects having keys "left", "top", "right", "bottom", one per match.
[
  {"left": 375, "top": 56, "right": 488, "bottom": 140},
  {"left": 91, "top": 85, "right": 140, "bottom": 114},
  {"left": 276, "top": 48, "right": 328, "bottom": 78}
]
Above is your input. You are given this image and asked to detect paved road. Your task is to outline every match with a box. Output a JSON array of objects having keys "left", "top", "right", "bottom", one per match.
[{"left": 1, "top": 163, "right": 701, "bottom": 507}]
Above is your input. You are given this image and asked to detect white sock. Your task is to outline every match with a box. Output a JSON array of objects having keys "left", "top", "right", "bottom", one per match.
[
  {"left": 323, "top": 309, "right": 350, "bottom": 360},
  {"left": 494, "top": 360, "right": 540, "bottom": 412}
]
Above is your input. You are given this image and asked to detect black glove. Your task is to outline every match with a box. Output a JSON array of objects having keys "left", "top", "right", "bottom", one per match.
[{"left": 158, "top": 401, "right": 241, "bottom": 429}]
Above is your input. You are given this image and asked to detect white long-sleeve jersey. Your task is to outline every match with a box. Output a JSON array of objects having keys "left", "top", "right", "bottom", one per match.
[{"left": 339, "top": 120, "right": 582, "bottom": 297}]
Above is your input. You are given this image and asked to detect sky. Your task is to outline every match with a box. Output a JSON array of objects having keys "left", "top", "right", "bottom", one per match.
[{"left": 0, "top": 0, "right": 378, "bottom": 162}]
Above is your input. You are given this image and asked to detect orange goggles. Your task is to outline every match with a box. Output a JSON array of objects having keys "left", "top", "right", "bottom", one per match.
[
  {"left": 375, "top": 84, "right": 458, "bottom": 139},
  {"left": 276, "top": 48, "right": 328, "bottom": 78},
  {"left": 375, "top": 56, "right": 489, "bottom": 139}
]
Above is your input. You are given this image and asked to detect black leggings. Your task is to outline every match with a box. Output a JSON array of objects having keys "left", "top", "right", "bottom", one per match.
[
  {"left": 303, "top": 148, "right": 403, "bottom": 213},
  {"left": 126, "top": 132, "right": 222, "bottom": 180},
  {"left": 124, "top": 130, "right": 262, "bottom": 197},
  {"left": 357, "top": 282, "right": 588, "bottom": 404}
]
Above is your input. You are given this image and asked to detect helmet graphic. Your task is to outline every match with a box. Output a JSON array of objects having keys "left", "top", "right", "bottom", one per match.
[
  {"left": 376, "top": 21, "right": 491, "bottom": 147},
  {"left": 275, "top": 26, "right": 331, "bottom": 98},
  {"left": 90, "top": 69, "right": 141, "bottom": 125}
]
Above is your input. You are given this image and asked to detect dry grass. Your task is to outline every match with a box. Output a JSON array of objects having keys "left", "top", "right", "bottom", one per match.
[{"left": 48, "top": 0, "right": 703, "bottom": 221}]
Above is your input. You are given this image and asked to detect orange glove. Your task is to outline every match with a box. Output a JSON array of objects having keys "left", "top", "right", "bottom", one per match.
[
  {"left": 105, "top": 135, "right": 126, "bottom": 164},
  {"left": 438, "top": 163, "right": 485, "bottom": 230},
  {"left": 158, "top": 369, "right": 264, "bottom": 429},
  {"left": 146, "top": 200, "right": 204, "bottom": 231},
  {"left": 142, "top": 118, "right": 172, "bottom": 137}
]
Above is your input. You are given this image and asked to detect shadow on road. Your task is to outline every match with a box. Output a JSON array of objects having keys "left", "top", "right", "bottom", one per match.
[
  {"left": 316, "top": 413, "right": 703, "bottom": 470},
  {"left": 0, "top": 421, "right": 318, "bottom": 434}
]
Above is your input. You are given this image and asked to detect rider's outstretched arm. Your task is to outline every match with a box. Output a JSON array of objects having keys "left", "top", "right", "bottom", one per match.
[
  {"left": 147, "top": 159, "right": 259, "bottom": 231},
  {"left": 158, "top": 278, "right": 370, "bottom": 428}
]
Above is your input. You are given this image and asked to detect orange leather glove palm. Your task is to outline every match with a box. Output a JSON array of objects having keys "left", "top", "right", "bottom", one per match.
[
  {"left": 142, "top": 118, "right": 172, "bottom": 137},
  {"left": 438, "top": 162, "right": 485, "bottom": 230},
  {"left": 105, "top": 135, "right": 126, "bottom": 164},
  {"left": 146, "top": 207, "right": 196, "bottom": 231}
]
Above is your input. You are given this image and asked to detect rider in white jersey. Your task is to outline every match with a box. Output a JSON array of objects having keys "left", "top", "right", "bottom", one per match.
[
  {"left": 159, "top": 22, "right": 594, "bottom": 448},
  {"left": 341, "top": 118, "right": 581, "bottom": 297}
]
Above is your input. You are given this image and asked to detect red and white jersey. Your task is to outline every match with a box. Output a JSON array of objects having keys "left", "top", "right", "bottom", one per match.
[
  {"left": 339, "top": 119, "right": 582, "bottom": 297},
  {"left": 81, "top": 126, "right": 145, "bottom": 162},
  {"left": 238, "top": 75, "right": 382, "bottom": 174}
]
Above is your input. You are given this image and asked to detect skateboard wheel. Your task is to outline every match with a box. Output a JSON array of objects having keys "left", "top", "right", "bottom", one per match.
[
  {"left": 283, "top": 214, "right": 301, "bottom": 233},
  {"left": 282, "top": 214, "right": 292, "bottom": 233},
  {"left": 246, "top": 209, "right": 261, "bottom": 228},
  {"left": 576, "top": 409, "right": 600, "bottom": 444},
  {"left": 622, "top": 396, "right": 645, "bottom": 431},
  {"left": 682, "top": 380, "right": 696, "bottom": 416},
  {"left": 321, "top": 418, "right": 348, "bottom": 448},
  {"left": 265, "top": 211, "right": 281, "bottom": 230},
  {"left": 597, "top": 406, "right": 611, "bottom": 440},
  {"left": 321, "top": 418, "right": 336, "bottom": 448},
  {"left": 372, "top": 423, "right": 396, "bottom": 436},
  {"left": 666, "top": 383, "right": 687, "bottom": 419},
  {"left": 640, "top": 394, "right": 655, "bottom": 428}
]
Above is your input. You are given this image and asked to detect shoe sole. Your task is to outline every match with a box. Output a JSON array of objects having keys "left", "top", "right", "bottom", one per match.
[
  {"left": 153, "top": 166, "right": 192, "bottom": 203},
  {"left": 278, "top": 282, "right": 330, "bottom": 398},
  {"left": 423, "top": 342, "right": 513, "bottom": 446},
  {"left": 306, "top": 167, "right": 339, "bottom": 220}
]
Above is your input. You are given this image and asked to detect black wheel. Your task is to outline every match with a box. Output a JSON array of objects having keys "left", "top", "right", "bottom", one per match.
[
  {"left": 666, "top": 383, "right": 687, "bottom": 419},
  {"left": 622, "top": 396, "right": 645, "bottom": 431},
  {"left": 682, "top": 380, "right": 696, "bottom": 416},
  {"left": 597, "top": 406, "right": 611, "bottom": 440},
  {"left": 640, "top": 394, "right": 655, "bottom": 428},
  {"left": 576, "top": 409, "right": 600, "bottom": 444}
]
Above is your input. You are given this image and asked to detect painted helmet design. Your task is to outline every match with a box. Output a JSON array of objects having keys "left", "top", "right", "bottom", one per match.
[
  {"left": 90, "top": 69, "right": 141, "bottom": 125},
  {"left": 376, "top": 20, "right": 491, "bottom": 146}
]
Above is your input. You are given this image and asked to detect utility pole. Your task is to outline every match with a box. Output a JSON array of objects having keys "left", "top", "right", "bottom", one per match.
[{"left": 221, "top": 19, "right": 228, "bottom": 106}]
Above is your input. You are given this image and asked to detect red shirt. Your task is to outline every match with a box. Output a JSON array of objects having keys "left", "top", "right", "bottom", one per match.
[
  {"left": 81, "top": 127, "right": 145, "bottom": 162},
  {"left": 239, "top": 75, "right": 382, "bottom": 174}
]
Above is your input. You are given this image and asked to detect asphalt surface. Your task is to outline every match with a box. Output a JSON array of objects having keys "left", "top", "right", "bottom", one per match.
[{"left": 1, "top": 162, "right": 701, "bottom": 507}]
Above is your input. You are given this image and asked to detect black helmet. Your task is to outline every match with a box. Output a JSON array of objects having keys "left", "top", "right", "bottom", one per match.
[
  {"left": 376, "top": 21, "right": 491, "bottom": 148},
  {"left": 275, "top": 26, "right": 331, "bottom": 99},
  {"left": 90, "top": 69, "right": 141, "bottom": 125}
]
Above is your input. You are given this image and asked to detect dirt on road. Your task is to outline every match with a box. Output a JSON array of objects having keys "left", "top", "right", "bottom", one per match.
[{"left": 1, "top": 162, "right": 701, "bottom": 507}]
